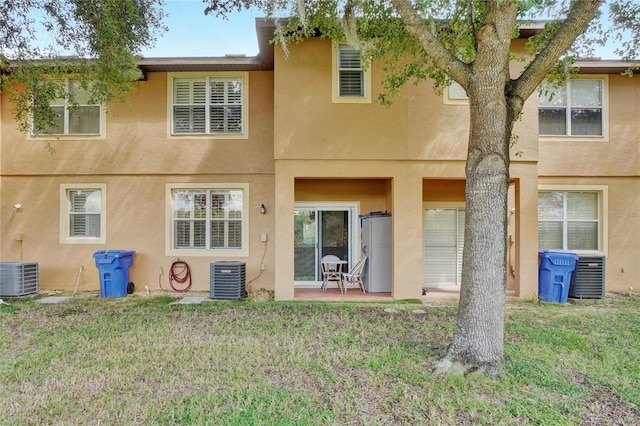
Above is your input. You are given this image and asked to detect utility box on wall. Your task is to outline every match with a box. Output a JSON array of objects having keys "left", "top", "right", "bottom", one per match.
[{"left": 0, "top": 262, "right": 39, "bottom": 297}]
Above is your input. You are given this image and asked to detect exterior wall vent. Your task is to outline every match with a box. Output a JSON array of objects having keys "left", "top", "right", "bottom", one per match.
[
  {"left": 210, "top": 261, "right": 247, "bottom": 300},
  {"left": 0, "top": 262, "right": 39, "bottom": 297},
  {"left": 569, "top": 255, "right": 605, "bottom": 299}
]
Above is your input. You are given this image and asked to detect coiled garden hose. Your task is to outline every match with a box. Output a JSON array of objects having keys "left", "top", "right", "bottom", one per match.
[{"left": 159, "top": 259, "right": 192, "bottom": 292}]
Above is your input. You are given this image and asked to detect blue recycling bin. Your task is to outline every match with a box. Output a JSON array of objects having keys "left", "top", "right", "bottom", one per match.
[
  {"left": 93, "top": 250, "right": 135, "bottom": 298},
  {"left": 538, "top": 250, "right": 579, "bottom": 303}
]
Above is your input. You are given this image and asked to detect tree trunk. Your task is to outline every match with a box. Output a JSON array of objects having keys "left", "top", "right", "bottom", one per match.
[
  {"left": 433, "top": 5, "right": 518, "bottom": 376},
  {"left": 433, "top": 100, "right": 512, "bottom": 376}
]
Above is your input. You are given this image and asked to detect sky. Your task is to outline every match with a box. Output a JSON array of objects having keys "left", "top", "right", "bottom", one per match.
[
  {"left": 142, "top": 0, "right": 621, "bottom": 59},
  {"left": 140, "top": 0, "right": 262, "bottom": 57}
]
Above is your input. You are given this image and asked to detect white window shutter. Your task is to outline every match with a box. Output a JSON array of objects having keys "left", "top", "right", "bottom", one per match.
[{"left": 338, "top": 46, "right": 364, "bottom": 97}]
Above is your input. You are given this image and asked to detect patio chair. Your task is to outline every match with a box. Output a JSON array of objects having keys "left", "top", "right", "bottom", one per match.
[
  {"left": 321, "top": 255, "right": 343, "bottom": 292},
  {"left": 341, "top": 256, "right": 367, "bottom": 294}
]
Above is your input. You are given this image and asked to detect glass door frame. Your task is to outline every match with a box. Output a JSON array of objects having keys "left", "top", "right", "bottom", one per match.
[
  {"left": 294, "top": 202, "right": 360, "bottom": 286},
  {"left": 423, "top": 202, "right": 466, "bottom": 287}
]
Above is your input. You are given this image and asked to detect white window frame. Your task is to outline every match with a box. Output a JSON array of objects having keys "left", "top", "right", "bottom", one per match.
[
  {"left": 165, "top": 183, "right": 249, "bottom": 257},
  {"left": 423, "top": 202, "right": 466, "bottom": 286},
  {"left": 443, "top": 81, "right": 469, "bottom": 105},
  {"left": 59, "top": 183, "right": 107, "bottom": 244},
  {"left": 167, "top": 72, "right": 249, "bottom": 139},
  {"left": 30, "top": 79, "right": 106, "bottom": 140},
  {"left": 538, "top": 75, "right": 608, "bottom": 142},
  {"left": 332, "top": 43, "right": 371, "bottom": 104},
  {"left": 293, "top": 202, "right": 360, "bottom": 286},
  {"left": 537, "top": 184, "right": 608, "bottom": 255}
]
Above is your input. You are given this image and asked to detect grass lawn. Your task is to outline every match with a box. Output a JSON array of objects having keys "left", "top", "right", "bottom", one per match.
[{"left": 1, "top": 293, "right": 639, "bottom": 425}]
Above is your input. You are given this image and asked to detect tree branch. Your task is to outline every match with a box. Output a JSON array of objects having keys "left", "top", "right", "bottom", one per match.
[
  {"left": 389, "top": 0, "right": 470, "bottom": 89},
  {"left": 512, "top": 0, "right": 604, "bottom": 101}
]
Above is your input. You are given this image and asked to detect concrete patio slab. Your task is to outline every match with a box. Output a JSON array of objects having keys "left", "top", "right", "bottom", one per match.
[
  {"left": 170, "top": 296, "right": 205, "bottom": 305},
  {"left": 36, "top": 296, "right": 71, "bottom": 304}
]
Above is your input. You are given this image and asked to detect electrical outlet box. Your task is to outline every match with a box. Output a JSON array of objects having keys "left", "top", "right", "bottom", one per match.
[{"left": 260, "top": 233, "right": 268, "bottom": 242}]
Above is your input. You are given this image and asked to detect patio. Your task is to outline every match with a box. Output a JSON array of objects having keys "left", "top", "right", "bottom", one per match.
[{"left": 294, "top": 285, "right": 462, "bottom": 303}]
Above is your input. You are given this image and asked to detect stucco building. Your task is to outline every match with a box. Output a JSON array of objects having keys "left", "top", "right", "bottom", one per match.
[{"left": 1, "top": 20, "right": 638, "bottom": 300}]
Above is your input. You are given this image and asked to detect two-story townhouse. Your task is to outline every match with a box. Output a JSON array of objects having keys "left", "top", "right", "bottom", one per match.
[
  {"left": 1, "top": 18, "right": 638, "bottom": 300},
  {"left": 0, "top": 52, "right": 276, "bottom": 294}
]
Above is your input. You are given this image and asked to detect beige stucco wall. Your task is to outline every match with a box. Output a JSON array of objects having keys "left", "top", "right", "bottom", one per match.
[
  {"left": 538, "top": 176, "right": 640, "bottom": 293},
  {"left": 2, "top": 35, "right": 638, "bottom": 299},
  {"left": 273, "top": 39, "right": 541, "bottom": 300},
  {"left": 538, "top": 73, "right": 640, "bottom": 177},
  {"left": 1, "top": 70, "right": 276, "bottom": 293},
  {"left": 274, "top": 38, "right": 539, "bottom": 163},
  {"left": 536, "top": 72, "right": 640, "bottom": 294},
  {"left": 1, "top": 71, "right": 275, "bottom": 175}
]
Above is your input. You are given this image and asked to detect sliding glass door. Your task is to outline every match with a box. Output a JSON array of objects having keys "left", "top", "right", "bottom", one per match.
[{"left": 294, "top": 204, "right": 357, "bottom": 283}]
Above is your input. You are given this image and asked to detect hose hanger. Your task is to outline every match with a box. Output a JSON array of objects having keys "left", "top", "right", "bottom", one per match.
[{"left": 159, "top": 259, "right": 192, "bottom": 293}]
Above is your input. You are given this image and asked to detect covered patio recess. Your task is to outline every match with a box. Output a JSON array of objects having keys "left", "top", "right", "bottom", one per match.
[{"left": 292, "top": 178, "right": 393, "bottom": 300}]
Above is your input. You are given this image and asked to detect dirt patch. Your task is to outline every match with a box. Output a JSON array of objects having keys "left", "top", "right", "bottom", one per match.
[
  {"left": 567, "top": 370, "right": 640, "bottom": 425},
  {"left": 579, "top": 386, "right": 640, "bottom": 425}
]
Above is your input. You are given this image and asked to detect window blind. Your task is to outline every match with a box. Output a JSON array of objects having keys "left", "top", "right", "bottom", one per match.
[
  {"left": 172, "top": 189, "right": 243, "bottom": 250},
  {"left": 538, "top": 191, "right": 599, "bottom": 250},
  {"left": 68, "top": 190, "right": 101, "bottom": 237},
  {"left": 539, "top": 79, "right": 603, "bottom": 136},
  {"left": 338, "top": 47, "right": 364, "bottom": 97},
  {"left": 173, "top": 77, "right": 243, "bottom": 134}
]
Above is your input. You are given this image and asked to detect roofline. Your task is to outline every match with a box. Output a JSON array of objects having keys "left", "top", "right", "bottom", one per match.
[
  {"left": 136, "top": 55, "right": 270, "bottom": 72},
  {"left": 4, "top": 18, "right": 636, "bottom": 75},
  {"left": 573, "top": 60, "right": 640, "bottom": 74}
]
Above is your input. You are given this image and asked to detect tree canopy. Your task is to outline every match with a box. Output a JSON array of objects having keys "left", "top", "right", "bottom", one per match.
[{"left": 0, "top": 0, "right": 166, "bottom": 134}]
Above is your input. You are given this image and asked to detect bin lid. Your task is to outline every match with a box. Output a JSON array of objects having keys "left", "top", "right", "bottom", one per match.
[
  {"left": 538, "top": 250, "right": 578, "bottom": 267},
  {"left": 93, "top": 250, "right": 136, "bottom": 259},
  {"left": 539, "top": 250, "right": 579, "bottom": 258}
]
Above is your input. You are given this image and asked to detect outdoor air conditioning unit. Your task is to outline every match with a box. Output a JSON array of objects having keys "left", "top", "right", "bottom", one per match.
[
  {"left": 210, "top": 261, "right": 247, "bottom": 300},
  {"left": 569, "top": 255, "right": 605, "bottom": 299},
  {"left": 0, "top": 262, "right": 39, "bottom": 297}
]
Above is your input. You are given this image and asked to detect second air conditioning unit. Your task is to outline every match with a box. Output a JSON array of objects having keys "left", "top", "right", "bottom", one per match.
[{"left": 569, "top": 255, "right": 605, "bottom": 299}]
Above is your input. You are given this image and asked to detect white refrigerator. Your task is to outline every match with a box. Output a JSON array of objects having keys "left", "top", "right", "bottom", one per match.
[{"left": 361, "top": 214, "right": 392, "bottom": 293}]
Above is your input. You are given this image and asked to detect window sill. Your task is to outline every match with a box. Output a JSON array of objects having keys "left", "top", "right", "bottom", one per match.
[
  {"left": 539, "top": 135, "right": 608, "bottom": 143},
  {"left": 332, "top": 96, "right": 371, "bottom": 104},
  {"left": 168, "top": 133, "right": 248, "bottom": 140},
  {"left": 60, "top": 237, "right": 106, "bottom": 245},
  {"left": 166, "top": 248, "right": 248, "bottom": 257},
  {"left": 29, "top": 134, "right": 105, "bottom": 141}
]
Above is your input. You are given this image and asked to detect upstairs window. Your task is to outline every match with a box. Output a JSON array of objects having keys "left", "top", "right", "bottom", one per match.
[
  {"left": 333, "top": 44, "right": 371, "bottom": 103},
  {"left": 338, "top": 45, "right": 364, "bottom": 97},
  {"left": 444, "top": 81, "right": 469, "bottom": 105},
  {"left": 34, "top": 79, "right": 101, "bottom": 135},
  {"left": 172, "top": 75, "right": 245, "bottom": 135},
  {"left": 539, "top": 78, "right": 604, "bottom": 137}
]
